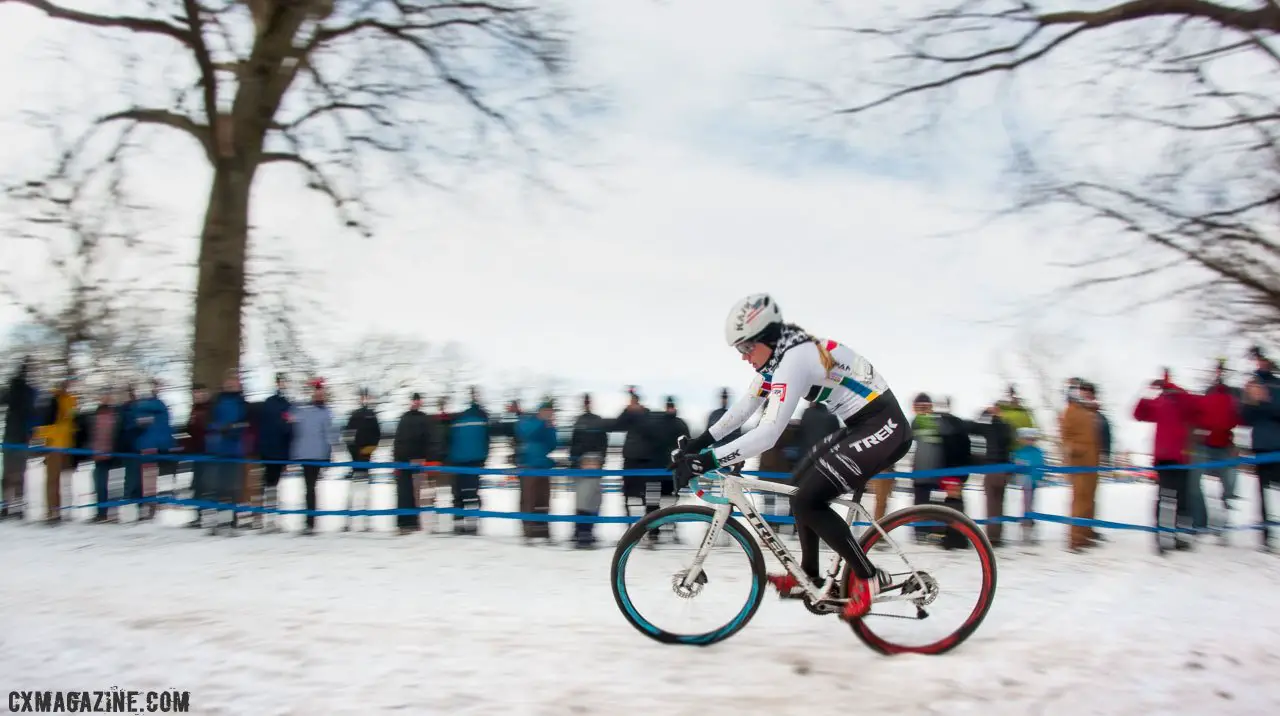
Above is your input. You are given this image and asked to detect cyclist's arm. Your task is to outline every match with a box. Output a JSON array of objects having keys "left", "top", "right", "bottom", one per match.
[
  {"left": 710, "top": 346, "right": 817, "bottom": 466},
  {"left": 707, "top": 373, "right": 767, "bottom": 442}
]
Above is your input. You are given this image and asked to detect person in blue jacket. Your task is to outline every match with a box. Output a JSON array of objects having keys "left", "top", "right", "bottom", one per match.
[
  {"left": 255, "top": 373, "right": 294, "bottom": 517},
  {"left": 206, "top": 372, "right": 250, "bottom": 535},
  {"left": 515, "top": 400, "right": 558, "bottom": 543},
  {"left": 128, "top": 380, "right": 175, "bottom": 520},
  {"left": 1012, "top": 427, "right": 1046, "bottom": 546},
  {"left": 447, "top": 386, "right": 491, "bottom": 535}
]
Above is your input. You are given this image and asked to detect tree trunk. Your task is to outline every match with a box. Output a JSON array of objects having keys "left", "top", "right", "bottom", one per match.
[{"left": 191, "top": 165, "right": 254, "bottom": 391}]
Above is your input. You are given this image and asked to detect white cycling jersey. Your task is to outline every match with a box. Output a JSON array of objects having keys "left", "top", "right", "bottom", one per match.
[{"left": 707, "top": 339, "right": 892, "bottom": 467}]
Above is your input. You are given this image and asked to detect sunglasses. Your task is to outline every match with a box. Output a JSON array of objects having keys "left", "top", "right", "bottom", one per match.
[{"left": 735, "top": 341, "right": 756, "bottom": 356}]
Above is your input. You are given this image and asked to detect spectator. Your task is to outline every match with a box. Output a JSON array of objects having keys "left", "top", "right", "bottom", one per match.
[
  {"left": 909, "top": 393, "right": 944, "bottom": 535},
  {"left": 1061, "top": 380, "right": 1103, "bottom": 552},
  {"left": 936, "top": 397, "right": 974, "bottom": 538},
  {"left": 967, "top": 404, "right": 1013, "bottom": 546},
  {"left": 416, "top": 395, "right": 450, "bottom": 533},
  {"left": 1012, "top": 426, "right": 1046, "bottom": 544},
  {"left": 33, "top": 377, "right": 79, "bottom": 525},
  {"left": 569, "top": 393, "right": 608, "bottom": 468},
  {"left": 89, "top": 386, "right": 123, "bottom": 523},
  {"left": 650, "top": 396, "right": 690, "bottom": 535},
  {"left": 1, "top": 357, "right": 36, "bottom": 520},
  {"left": 206, "top": 371, "right": 250, "bottom": 535},
  {"left": 1194, "top": 359, "right": 1240, "bottom": 529},
  {"left": 342, "top": 387, "right": 382, "bottom": 532},
  {"left": 515, "top": 399, "right": 558, "bottom": 544},
  {"left": 290, "top": 378, "right": 338, "bottom": 535},
  {"left": 573, "top": 451, "right": 605, "bottom": 548},
  {"left": 996, "top": 385, "right": 1038, "bottom": 450},
  {"left": 705, "top": 387, "right": 743, "bottom": 445},
  {"left": 1133, "top": 371, "right": 1200, "bottom": 554},
  {"left": 568, "top": 393, "right": 608, "bottom": 547},
  {"left": 130, "top": 379, "right": 175, "bottom": 521},
  {"left": 447, "top": 386, "right": 491, "bottom": 536},
  {"left": 392, "top": 392, "right": 431, "bottom": 535},
  {"left": 611, "top": 387, "right": 659, "bottom": 520},
  {"left": 1241, "top": 347, "right": 1280, "bottom": 553},
  {"left": 181, "top": 383, "right": 212, "bottom": 528},
  {"left": 256, "top": 373, "right": 294, "bottom": 528}
]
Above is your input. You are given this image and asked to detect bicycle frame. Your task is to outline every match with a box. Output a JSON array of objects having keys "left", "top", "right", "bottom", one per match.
[{"left": 680, "top": 469, "right": 925, "bottom": 606}]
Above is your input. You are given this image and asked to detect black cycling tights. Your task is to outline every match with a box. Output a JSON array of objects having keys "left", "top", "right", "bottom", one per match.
[{"left": 790, "top": 395, "right": 911, "bottom": 581}]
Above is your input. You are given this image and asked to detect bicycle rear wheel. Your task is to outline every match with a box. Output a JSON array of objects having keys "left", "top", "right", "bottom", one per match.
[
  {"left": 843, "top": 504, "right": 997, "bottom": 655},
  {"left": 611, "top": 504, "right": 766, "bottom": 646}
]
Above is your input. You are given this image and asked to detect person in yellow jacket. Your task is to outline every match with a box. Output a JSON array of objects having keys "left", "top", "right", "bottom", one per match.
[
  {"left": 33, "top": 380, "right": 78, "bottom": 524},
  {"left": 996, "top": 384, "right": 1038, "bottom": 449}
]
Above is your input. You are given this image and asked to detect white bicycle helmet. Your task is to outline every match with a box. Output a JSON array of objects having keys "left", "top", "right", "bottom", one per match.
[{"left": 724, "top": 293, "right": 782, "bottom": 347}]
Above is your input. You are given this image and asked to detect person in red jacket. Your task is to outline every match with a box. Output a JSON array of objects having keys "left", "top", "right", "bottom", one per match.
[
  {"left": 1196, "top": 360, "right": 1241, "bottom": 512},
  {"left": 1133, "top": 371, "right": 1201, "bottom": 554}
]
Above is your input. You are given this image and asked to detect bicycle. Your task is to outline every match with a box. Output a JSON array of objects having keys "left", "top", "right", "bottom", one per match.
[{"left": 610, "top": 444, "right": 998, "bottom": 655}]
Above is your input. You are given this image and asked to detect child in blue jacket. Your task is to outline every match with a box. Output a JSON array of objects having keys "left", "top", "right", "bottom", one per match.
[{"left": 1012, "top": 427, "right": 1046, "bottom": 545}]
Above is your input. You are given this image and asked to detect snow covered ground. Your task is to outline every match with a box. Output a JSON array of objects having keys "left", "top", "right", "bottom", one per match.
[{"left": 2, "top": 466, "right": 1279, "bottom": 715}]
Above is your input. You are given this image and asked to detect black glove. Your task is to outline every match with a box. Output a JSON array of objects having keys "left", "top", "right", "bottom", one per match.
[
  {"left": 671, "top": 449, "right": 720, "bottom": 491},
  {"left": 668, "top": 431, "right": 714, "bottom": 469}
]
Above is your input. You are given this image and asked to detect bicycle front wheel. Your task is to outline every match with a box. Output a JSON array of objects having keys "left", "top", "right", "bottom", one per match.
[
  {"left": 611, "top": 504, "right": 766, "bottom": 646},
  {"left": 844, "top": 504, "right": 998, "bottom": 655}
]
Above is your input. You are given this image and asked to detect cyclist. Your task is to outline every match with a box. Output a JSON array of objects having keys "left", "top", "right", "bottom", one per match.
[{"left": 671, "top": 293, "right": 912, "bottom": 621}]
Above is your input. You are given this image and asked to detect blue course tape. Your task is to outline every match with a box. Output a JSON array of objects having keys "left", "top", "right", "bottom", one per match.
[{"left": 5, "top": 444, "right": 1276, "bottom": 533}]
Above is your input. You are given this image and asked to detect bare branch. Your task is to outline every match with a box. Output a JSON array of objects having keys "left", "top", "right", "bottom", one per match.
[
  {"left": 0, "top": 0, "right": 194, "bottom": 45},
  {"left": 98, "top": 107, "right": 214, "bottom": 160}
]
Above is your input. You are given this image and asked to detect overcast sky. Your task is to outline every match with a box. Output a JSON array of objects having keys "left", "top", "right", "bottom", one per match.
[{"left": 0, "top": 0, "right": 1256, "bottom": 458}]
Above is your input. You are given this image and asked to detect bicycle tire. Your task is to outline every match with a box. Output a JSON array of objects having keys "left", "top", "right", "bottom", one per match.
[
  {"left": 843, "top": 504, "right": 998, "bottom": 655},
  {"left": 611, "top": 504, "right": 766, "bottom": 646}
]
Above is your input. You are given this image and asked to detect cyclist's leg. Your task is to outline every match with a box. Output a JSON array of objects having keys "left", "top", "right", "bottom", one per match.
[{"left": 793, "top": 401, "right": 912, "bottom": 581}]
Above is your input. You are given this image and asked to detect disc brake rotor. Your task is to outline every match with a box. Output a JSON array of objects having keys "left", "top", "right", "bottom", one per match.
[{"left": 671, "top": 569, "right": 708, "bottom": 599}]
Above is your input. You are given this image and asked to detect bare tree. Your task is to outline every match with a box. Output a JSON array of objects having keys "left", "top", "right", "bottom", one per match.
[
  {"left": 1, "top": 0, "right": 587, "bottom": 390},
  {"left": 0, "top": 121, "right": 188, "bottom": 389},
  {"left": 812, "top": 0, "right": 1280, "bottom": 338},
  {"left": 321, "top": 331, "right": 475, "bottom": 415}
]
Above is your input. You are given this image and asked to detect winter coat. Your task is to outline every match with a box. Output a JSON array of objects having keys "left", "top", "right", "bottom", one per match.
[
  {"left": 649, "top": 411, "right": 690, "bottom": 460},
  {"left": 425, "top": 413, "right": 450, "bottom": 463},
  {"left": 180, "top": 400, "right": 210, "bottom": 456},
  {"left": 938, "top": 412, "right": 972, "bottom": 470},
  {"left": 448, "top": 403, "right": 492, "bottom": 465},
  {"left": 1241, "top": 370, "right": 1280, "bottom": 453},
  {"left": 1133, "top": 384, "right": 1200, "bottom": 463},
  {"left": 344, "top": 406, "right": 382, "bottom": 461},
  {"left": 256, "top": 393, "right": 293, "bottom": 460},
  {"left": 34, "top": 390, "right": 78, "bottom": 450},
  {"left": 759, "top": 419, "right": 801, "bottom": 476},
  {"left": 1198, "top": 382, "right": 1240, "bottom": 450},
  {"left": 206, "top": 391, "right": 250, "bottom": 457},
  {"left": 2, "top": 371, "right": 36, "bottom": 444},
  {"left": 568, "top": 411, "right": 609, "bottom": 467},
  {"left": 1097, "top": 411, "right": 1113, "bottom": 458},
  {"left": 910, "top": 413, "right": 945, "bottom": 473},
  {"left": 393, "top": 409, "right": 431, "bottom": 463},
  {"left": 130, "top": 396, "right": 175, "bottom": 453},
  {"left": 965, "top": 413, "right": 1012, "bottom": 464},
  {"left": 613, "top": 407, "right": 657, "bottom": 465},
  {"left": 514, "top": 414, "right": 558, "bottom": 469},
  {"left": 291, "top": 402, "right": 338, "bottom": 462},
  {"left": 1013, "top": 444, "right": 1047, "bottom": 486},
  {"left": 996, "top": 401, "right": 1037, "bottom": 448}
]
